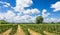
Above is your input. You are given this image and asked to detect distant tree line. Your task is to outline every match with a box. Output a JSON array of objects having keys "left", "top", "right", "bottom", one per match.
[{"left": 0, "top": 20, "right": 8, "bottom": 24}]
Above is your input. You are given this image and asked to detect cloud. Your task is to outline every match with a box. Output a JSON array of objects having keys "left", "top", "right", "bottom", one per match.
[
  {"left": 0, "top": 0, "right": 40, "bottom": 23},
  {"left": 42, "top": 9, "right": 50, "bottom": 17},
  {"left": 10, "top": 0, "right": 40, "bottom": 23},
  {"left": 23, "top": 8, "right": 40, "bottom": 15},
  {"left": 0, "top": 10, "right": 16, "bottom": 22},
  {"left": 1, "top": 0, "right": 58, "bottom": 23},
  {"left": 14, "top": 0, "right": 33, "bottom": 12},
  {"left": 13, "top": 15, "right": 36, "bottom": 23},
  {"left": 51, "top": 1, "right": 60, "bottom": 12},
  {"left": 44, "top": 18, "right": 60, "bottom": 22},
  {"left": 4, "top": 10, "right": 15, "bottom": 20},
  {"left": 0, "top": 1, "right": 10, "bottom": 7},
  {"left": 0, "top": 13, "right": 4, "bottom": 20},
  {"left": 0, "top": 9, "right": 36, "bottom": 23}
]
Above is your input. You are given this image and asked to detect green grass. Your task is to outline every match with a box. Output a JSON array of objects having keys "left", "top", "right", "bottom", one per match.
[
  {"left": 0, "top": 24, "right": 60, "bottom": 35},
  {"left": 21, "top": 24, "right": 46, "bottom": 35},
  {"left": 9, "top": 24, "right": 18, "bottom": 35},
  {"left": 20, "top": 24, "right": 60, "bottom": 35},
  {"left": 0, "top": 24, "right": 13, "bottom": 34},
  {"left": 20, "top": 25, "right": 30, "bottom": 35}
]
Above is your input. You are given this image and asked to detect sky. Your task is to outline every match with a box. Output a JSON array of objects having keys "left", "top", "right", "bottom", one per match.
[{"left": 0, "top": 0, "right": 60, "bottom": 23}]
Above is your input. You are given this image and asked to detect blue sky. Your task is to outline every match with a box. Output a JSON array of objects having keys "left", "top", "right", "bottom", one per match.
[{"left": 0, "top": 0, "right": 60, "bottom": 23}]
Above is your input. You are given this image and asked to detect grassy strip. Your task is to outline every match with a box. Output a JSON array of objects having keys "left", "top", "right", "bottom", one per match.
[
  {"left": 0, "top": 25, "right": 12, "bottom": 34},
  {"left": 20, "top": 24, "right": 30, "bottom": 35},
  {"left": 39, "top": 24, "right": 60, "bottom": 35},
  {"left": 26, "top": 24, "right": 60, "bottom": 35},
  {"left": 26, "top": 24, "right": 46, "bottom": 35},
  {"left": 9, "top": 24, "right": 18, "bottom": 35},
  {"left": 0, "top": 24, "right": 60, "bottom": 35}
]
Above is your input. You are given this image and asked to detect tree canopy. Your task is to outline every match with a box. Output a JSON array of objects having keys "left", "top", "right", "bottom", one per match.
[{"left": 36, "top": 16, "right": 43, "bottom": 24}]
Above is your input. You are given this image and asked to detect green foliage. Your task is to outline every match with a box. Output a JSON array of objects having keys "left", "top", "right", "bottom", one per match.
[
  {"left": 20, "top": 25, "right": 30, "bottom": 35},
  {"left": 9, "top": 24, "right": 18, "bottom": 35},
  {"left": 51, "top": 22, "right": 55, "bottom": 24},
  {"left": 26, "top": 24, "right": 46, "bottom": 35},
  {"left": 36, "top": 16, "right": 43, "bottom": 24},
  {"left": 20, "top": 24, "right": 60, "bottom": 35},
  {"left": 0, "top": 24, "right": 60, "bottom": 35},
  {"left": 0, "top": 24, "right": 12, "bottom": 34}
]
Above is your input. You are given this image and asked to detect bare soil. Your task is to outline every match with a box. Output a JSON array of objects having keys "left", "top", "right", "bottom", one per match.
[
  {"left": 0, "top": 28, "right": 12, "bottom": 35},
  {"left": 28, "top": 29, "right": 42, "bottom": 35},
  {"left": 43, "top": 31, "right": 58, "bottom": 35},
  {"left": 14, "top": 25, "right": 25, "bottom": 35}
]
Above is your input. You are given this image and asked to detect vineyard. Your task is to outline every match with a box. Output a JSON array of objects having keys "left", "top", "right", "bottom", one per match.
[{"left": 0, "top": 24, "right": 60, "bottom": 35}]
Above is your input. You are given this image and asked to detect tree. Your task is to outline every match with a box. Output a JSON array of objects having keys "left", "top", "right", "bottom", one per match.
[
  {"left": 36, "top": 16, "right": 43, "bottom": 24},
  {"left": 51, "top": 22, "right": 55, "bottom": 24}
]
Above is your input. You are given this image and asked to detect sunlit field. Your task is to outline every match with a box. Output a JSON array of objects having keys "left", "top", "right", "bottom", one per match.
[
  {"left": 0, "top": 23, "right": 60, "bottom": 35},
  {"left": 0, "top": 0, "right": 60, "bottom": 35}
]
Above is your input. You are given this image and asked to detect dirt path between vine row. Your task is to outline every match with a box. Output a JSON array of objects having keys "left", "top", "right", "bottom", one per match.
[
  {"left": 14, "top": 25, "right": 25, "bottom": 35},
  {"left": 43, "top": 31, "right": 58, "bottom": 35},
  {"left": 28, "top": 29, "right": 42, "bottom": 35},
  {"left": 0, "top": 28, "right": 12, "bottom": 35}
]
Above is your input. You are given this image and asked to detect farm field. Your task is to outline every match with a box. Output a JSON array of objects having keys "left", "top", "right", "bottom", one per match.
[
  {"left": 0, "top": 0, "right": 60, "bottom": 35},
  {"left": 0, "top": 24, "right": 60, "bottom": 35}
]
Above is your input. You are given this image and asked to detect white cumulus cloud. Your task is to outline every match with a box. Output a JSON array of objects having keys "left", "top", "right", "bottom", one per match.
[
  {"left": 0, "top": 0, "right": 40, "bottom": 23},
  {"left": 14, "top": 0, "right": 33, "bottom": 12},
  {"left": 44, "top": 18, "right": 60, "bottom": 22},
  {"left": 0, "top": 10, "right": 15, "bottom": 22},
  {"left": 0, "top": 0, "right": 56, "bottom": 23},
  {"left": 0, "top": 1, "right": 10, "bottom": 7},
  {"left": 51, "top": 1, "right": 60, "bottom": 12},
  {"left": 14, "top": 15, "right": 36, "bottom": 23},
  {"left": 24, "top": 8, "right": 40, "bottom": 15},
  {"left": 0, "top": 13, "right": 4, "bottom": 20},
  {"left": 42, "top": 9, "right": 50, "bottom": 17}
]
